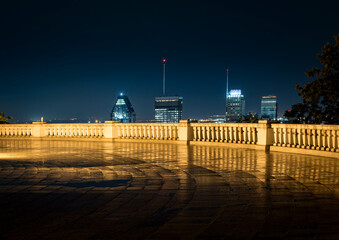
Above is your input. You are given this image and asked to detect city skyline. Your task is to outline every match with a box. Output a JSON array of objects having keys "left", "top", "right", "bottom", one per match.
[{"left": 1, "top": 1, "right": 338, "bottom": 122}]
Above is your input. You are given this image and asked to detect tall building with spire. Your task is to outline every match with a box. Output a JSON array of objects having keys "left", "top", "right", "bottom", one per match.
[
  {"left": 154, "top": 58, "right": 183, "bottom": 123},
  {"left": 111, "top": 93, "right": 136, "bottom": 123},
  {"left": 226, "top": 89, "right": 245, "bottom": 122}
]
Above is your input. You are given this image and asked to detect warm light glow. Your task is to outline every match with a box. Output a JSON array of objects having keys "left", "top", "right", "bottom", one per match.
[{"left": 162, "top": 58, "right": 166, "bottom": 63}]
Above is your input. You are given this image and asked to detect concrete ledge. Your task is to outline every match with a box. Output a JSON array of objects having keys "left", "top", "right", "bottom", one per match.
[
  {"left": 112, "top": 138, "right": 184, "bottom": 144},
  {"left": 189, "top": 141, "right": 267, "bottom": 151},
  {"left": 0, "top": 137, "right": 338, "bottom": 158},
  {"left": 0, "top": 136, "right": 112, "bottom": 142},
  {"left": 270, "top": 146, "right": 339, "bottom": 158}
]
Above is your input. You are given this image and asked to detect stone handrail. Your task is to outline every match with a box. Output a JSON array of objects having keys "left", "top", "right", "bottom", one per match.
[
  {"left": 0, "top": 124, "right": 32, "bottom": 136},
  {"left": 44, "top": 123, "right": 105, "bottom": 137},
  {"left": 0, "top": 120, "right": 338, "bottom": 156},
  {"left": 191, "top": 123, "right": 258, "bottom": 144},
  {"left": 115, "top": 123, "right": 179, "bottom": 140},
  {"left": 271, "top": 124, "right": 338, "bottom": 152}
]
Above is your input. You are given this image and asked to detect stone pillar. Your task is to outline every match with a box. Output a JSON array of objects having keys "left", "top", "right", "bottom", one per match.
[
  {"left": 104, "top": 121, "right": 120, "bottom": 139},
  {"left": 257, "top": 120, "right": 273, "bottom": 151},
  {"left": 32, "top": 121, "right": 47, "bottom": 137},
  {"left": 178, "top": 120, "right": 193, "bottom": 144}
]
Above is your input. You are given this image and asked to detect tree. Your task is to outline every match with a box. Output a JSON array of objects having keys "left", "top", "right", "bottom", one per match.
[
  {"left": 236, "top": 112, "right": 258, "bottom": 123},
  {"left": 0, "top": 112, "right": 13, "bottom": 124},
  {"left": 284, "top": 34, "right": 339, "bottom": 124}
]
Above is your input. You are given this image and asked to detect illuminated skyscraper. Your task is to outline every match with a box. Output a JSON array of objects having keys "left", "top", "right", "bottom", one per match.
[
  {"left": 111, "top": 93, "right": 136, "bottom": 123},
  {"left": 155, "top": 96, "right": 183, "bottom": 123},
  {"left": 154, "top": 58, "right": 183, "bottom": 123},
  {"left": 261, "top": 96, "right": 277, "bottom": 120},
  {"left": 225, "top": 89, "right": 245, "bottom": 122}
]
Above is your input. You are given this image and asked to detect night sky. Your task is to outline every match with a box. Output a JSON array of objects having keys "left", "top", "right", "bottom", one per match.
[{"left": 1, "top": 0, "right": 338, "bottom": 122}]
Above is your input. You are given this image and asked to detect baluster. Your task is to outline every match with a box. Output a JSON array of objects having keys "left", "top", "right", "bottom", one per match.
[
  {"left": 219, "top": 126, "right": 224, "bottom": 142},
  {"left": 331, "top": 129, "right": 337, "bottom": 152},
  {"left": 165, "top": 126, "right": 169, "bottom": 139},
  {"left": 311, "top": 129, "right": 317, "bottom": 149},
  {"left": 290, "top": 128, "right": 295, "bottom": 147},
  {"left": 227, "top": 127, "right": 232, "bottom": 142},
  {"left": 305, "top": 129, "right": 311, "bottom": 149},
  {"left": 316, "top": 129, "right": 321, "bottom": 150},
  {"left": 140, "top": 125, "right": 144, "bottom": 138},
  {"left": 200, "top": 126, "right": 205, "bottom": 141},
  {"left": 151, "top": 126, "right": 154, "bottom": 139},
  {"left": 301, "top": 128, "right": 306, "bottom": 148},
  {"left": 196, "top": 126, "right": 200, "bottom": 141},
  {"left": 207, "top": 126, "right": 211, "bottom": 141},
  {"left": 321, "top": 129, "right": 326, "bottom": 150},
  {"left": 296, "top": 128, "right": 302, "bottom": 148},
  {"left": 210, "top": 126, "right": 215, "bottom": 141},
  {"left": 235, "top": 126, "right": 239, "bottom": 143},
  {"left": 146, "top": 126, "right": 149, "bottom": 139}
]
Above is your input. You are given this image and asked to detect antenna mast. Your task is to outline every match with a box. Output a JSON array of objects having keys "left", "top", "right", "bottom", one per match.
[
  {"left": 162, "top": 58, "right": 166, "bottom": 96},
  {"left": 226, "top": 68, "right": 229, "bottom": 98},
  {"left": 226, "top": 68, "right": 229, "bottom": 122}
]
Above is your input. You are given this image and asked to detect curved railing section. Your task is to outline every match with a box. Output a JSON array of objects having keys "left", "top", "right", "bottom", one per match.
[
  {"left": 191, "top": 123, "right": 258, "bottom": 144},
  {"left": 115, "top": 123, "right": 179, "bottom": 140},
  {"left": 0, "top": 121, "right": 338, "bottom": 156},
  {"left": 271, "top": 124, "right": 338, "bottom": 152}
]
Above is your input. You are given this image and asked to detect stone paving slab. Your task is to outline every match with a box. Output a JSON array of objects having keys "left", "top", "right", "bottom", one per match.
[{"left": 0, "top": 139, "right": 338, "bottom": 239}]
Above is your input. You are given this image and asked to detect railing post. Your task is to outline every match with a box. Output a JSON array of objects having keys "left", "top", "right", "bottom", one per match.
[
  {"left": 178, "top": 120, "right": 193, "bottom": 144},
  {"left": 32, "top": 121, "right": 47, "bottom": 137},
  {"left": 104, "top": 121, "right": 120, "bottom": 139},
  {"left": 257, "top": 120, "right": 273, "bottom": 151}
]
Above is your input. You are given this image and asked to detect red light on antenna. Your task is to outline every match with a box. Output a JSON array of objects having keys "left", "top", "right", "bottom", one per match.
[
  {"left": 227, "top": 68, "right": 229, "bottom": 71},
  {"left": 162, "top": 58, "right": 166, "bottom": 63}
]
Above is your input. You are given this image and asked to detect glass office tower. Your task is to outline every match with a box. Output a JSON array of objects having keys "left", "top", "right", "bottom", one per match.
[
  {"left": 155, "top": 96, "right": 183, "bottom": 123},
  {"left": 261, "top": 96, "right": 277, "bottom": 120},
  {"left": 225, "top": 89, "right": 245, "bottom": 122},
  {"left": 111, "top": 93, "right": 136, "bottom": 123}
]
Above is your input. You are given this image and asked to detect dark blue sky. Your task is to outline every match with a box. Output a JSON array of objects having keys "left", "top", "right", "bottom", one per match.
[{"left": 1, "top": 0, "right": 338, "bottom": 122}]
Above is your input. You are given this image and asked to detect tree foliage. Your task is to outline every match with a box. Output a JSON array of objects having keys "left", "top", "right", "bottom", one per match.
[
  {"left": 0, "top": 112, "right": 13, "bottom": 124},
  {"left": 284, "top": 34, "right": 339, "bottom": 124},
  {"left": 236, "top": 112, "right": 258, "bottom": 123}
]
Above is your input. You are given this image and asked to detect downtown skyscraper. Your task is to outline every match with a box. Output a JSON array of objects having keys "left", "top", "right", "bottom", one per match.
[
  {"left": 226, "top": 89, "right": 246, "bottom": 122},
  {"left": 154, "top": 59, "right": 183, "bottom": 123},
  {"left": 261, "top": 95, "right": 277, "bottom": 120},
  {"left": 111, "top": 93, "right": 136, "bottom": 123}
]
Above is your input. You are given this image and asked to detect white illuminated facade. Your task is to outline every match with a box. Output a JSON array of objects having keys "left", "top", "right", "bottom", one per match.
[
  {"left": 111, "top": 93, "right": 136, "bottom": 123},
  {"left": 155, "top": 96, "right": 183, "bottom": 123},
  {"left": 226, "top": 89, "right": 245, "bottom": 122}
]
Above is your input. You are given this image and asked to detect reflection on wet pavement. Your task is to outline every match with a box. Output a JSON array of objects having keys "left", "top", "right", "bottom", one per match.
[{"left": 0, "top": 139, "right": 338, "bottom": 239}]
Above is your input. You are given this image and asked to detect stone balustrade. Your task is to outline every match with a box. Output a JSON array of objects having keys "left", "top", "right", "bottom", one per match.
[
  {"left": 0, "top": 120, "right": 338, "bottom": 157},
  {"left": 44, "top": 123, "right": 105, "bottom": 137},
  {"left": 271, "top": 124, "right": 338, "bottom": 152},
  {"left": 191, "top": 123, "right": 258, "bottom": 144},
  {"left": 115, "top": 123, "right": 179, "bottom": 140},
  {"left": 0, "top": 124, "right": 32, "bottom": 136}
]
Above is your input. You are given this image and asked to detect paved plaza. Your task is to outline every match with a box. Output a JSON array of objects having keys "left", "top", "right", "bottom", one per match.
[{"left": 0, "top": 139, "right": 338, "bottom": 240}]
